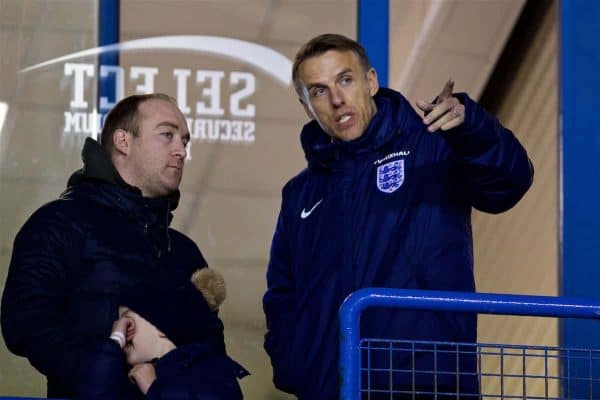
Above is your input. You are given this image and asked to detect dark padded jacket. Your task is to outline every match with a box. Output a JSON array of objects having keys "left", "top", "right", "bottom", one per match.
[
  {"left": 75, "top": 340, "right": 248, "bottom": 400},
  {"left": 1, "top": 138, "right": 212, "bottom": 398},
  {"left": 263, "top": 88, "right": 534, "bottom": 399}
]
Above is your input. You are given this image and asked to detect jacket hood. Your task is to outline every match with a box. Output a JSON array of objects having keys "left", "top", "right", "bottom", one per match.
[
  {"left": 66, "top": 137, "right": 180, "bottom": 210},
  {"left": 300, "top": 87, "right": 410, "bottom": 169},
  {"left": 119, "top": 268, "right": 226, "bottom": 347}
]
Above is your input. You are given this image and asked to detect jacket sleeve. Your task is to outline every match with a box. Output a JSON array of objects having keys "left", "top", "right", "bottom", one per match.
[
  {"left": 144, "top": 355, "right": 245, "bottom": 400},
  {"left": 1, "top": 206, "right": 86, "bottom": 388},
  {"left": 443, "top": 93, "right": 534, "bottom": 214},
  {"left": 74, "top": 339, "right": 128, "bottom": 400},
  {"left": 262, "top": 190, "right": 298, "bottom": 394}
]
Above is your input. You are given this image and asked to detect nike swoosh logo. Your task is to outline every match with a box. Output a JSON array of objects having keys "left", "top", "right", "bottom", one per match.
[{"left": 300, "top": 199, "right": 323, "bottom": 219}]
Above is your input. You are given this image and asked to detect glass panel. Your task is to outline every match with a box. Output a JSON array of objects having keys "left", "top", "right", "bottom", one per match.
[
  {"left": 0, "top": 1, "right": 356, "bottom": 398},
  {"left": 0, "top": 0, "right": 98, "bottom": 396},
  {"left": 118, "top": 2, "right": 356, "bottom": 398}
]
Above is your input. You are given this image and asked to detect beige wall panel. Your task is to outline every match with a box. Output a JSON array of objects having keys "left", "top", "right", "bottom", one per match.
[
  {"left": 122, "top": 1, "right": 271, "bottom": 40},
  {"left": 474, "top": 2, "right": 558, "bottom": 397},
  {"left": 268, "top": 1, "right": 356, "bottom": 43}
]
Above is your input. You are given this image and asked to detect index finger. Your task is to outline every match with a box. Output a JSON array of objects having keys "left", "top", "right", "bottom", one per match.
[
  {"left": 423, "top": 97, "right": 458, "bottom": 125},
  {"left": 437, "top": 79, "right": 454, "bottom": 102},
  {"left": 126, "top": 322, "right": 136, "bottom": 341},
  {"left": 128, "top": 369, "right": 138, "bottom": 384},
  {"left": 123, "top": 316, "right": 135, "bottom": 326}
]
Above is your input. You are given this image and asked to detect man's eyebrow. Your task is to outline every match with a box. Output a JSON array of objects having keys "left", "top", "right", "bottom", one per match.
[
  {"left": 306, "top": 82, "right": 326, "bottom": 91},
  {"left": 305, "top": 68, "right": 355, "bottom": 89},
  {"left": 155, "top": 121, "right": 179, "bottom": 130},
  {"left": 336, "top": 68, "right": 353, "bottom": 77},
  {"left": 155, "top": 121, "right": 191, "bottom": 142}
]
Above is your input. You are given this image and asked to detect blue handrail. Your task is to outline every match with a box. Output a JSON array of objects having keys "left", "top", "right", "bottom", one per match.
[{"left": 338, "top": 288, "right": 600, "bottom": 400}]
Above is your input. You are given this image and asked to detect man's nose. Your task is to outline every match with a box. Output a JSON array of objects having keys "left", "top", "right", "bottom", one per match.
[
  {"left": 173, "top": 136, "right": 187, "bottom": 159},
  {"left": 329, "top": 87, "right": 345, "bottom": 107}
]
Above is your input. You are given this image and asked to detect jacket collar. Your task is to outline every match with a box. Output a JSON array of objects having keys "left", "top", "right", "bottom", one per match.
[
  {"left": 300, "top": 87, "right": 408, "bottom": 169},
  {"left": 154, "top": 342, "right": 249, "bottom": 380},
  {"left": 154, "top": 342, "right": 222, "bottom": 378},
  {"left": 65, "top": 137, "right": 180, "bottom": 212}
]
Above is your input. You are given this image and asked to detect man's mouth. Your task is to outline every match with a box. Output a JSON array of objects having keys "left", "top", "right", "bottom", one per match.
[{"left": 336, "top": 112, "right": 354, "bottom": 128}]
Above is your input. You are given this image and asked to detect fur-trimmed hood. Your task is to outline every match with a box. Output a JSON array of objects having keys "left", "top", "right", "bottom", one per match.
[{"left": 120, "top": 267, "right": 227, "bottom": 348}]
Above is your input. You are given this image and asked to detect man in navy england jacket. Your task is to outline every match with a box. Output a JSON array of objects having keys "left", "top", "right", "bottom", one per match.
[
  {"left": 1, "top": 94, "right": 223, "bottom": 398},
  {"left": 263, "top": 34, "right": 533, "bottom": 399}
]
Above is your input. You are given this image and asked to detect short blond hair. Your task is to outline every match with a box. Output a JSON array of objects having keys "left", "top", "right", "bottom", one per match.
[{"left": 292, "top": 33, "right": 372, "bottom": 97}]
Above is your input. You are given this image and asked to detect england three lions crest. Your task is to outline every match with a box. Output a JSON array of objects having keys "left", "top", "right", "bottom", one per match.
[{"left": 377, "top": 159, "right": 404, "bottom": 193}]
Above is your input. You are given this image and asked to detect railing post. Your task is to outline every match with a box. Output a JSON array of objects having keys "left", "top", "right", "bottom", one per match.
[
  {"left": 339, "top": 288, "right": 600, "bottom": 399},
  {"left": 339, "top": 289, "right": 371, "bottom": 400}
]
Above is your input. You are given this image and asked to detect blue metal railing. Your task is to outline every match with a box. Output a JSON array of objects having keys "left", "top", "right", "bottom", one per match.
[{"left": 339, "top": 288, "right": 600, "bottom": 400}]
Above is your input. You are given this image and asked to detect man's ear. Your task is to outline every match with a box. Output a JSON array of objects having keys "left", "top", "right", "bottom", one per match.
[
  {"left": 367, "top": 67, "right": 379, "bottom": 97},
  {"left": 112, "top": 129, "right": 131, "bottom": 156},
  {"left": 299, "top": 97, "right": 315, "bottom": 120}
]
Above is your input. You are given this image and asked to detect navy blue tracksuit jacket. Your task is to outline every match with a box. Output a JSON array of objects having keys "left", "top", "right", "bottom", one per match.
[{"left": 263, "top": 88, "right": 533, "bottom": 399}]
